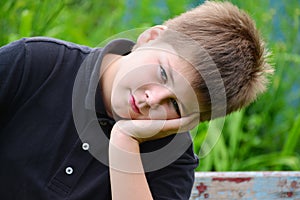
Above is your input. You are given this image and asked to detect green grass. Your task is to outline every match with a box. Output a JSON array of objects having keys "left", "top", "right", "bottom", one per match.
[{"left": 1, "top": 0, "right": 299, "bottom": 171}]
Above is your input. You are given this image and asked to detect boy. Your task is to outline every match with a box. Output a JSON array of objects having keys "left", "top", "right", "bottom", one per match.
[{"left": 0, "top": 1, "right": 272, "bottom": 200}]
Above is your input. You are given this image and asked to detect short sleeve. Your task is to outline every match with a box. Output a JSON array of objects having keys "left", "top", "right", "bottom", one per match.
[
  {"left": 141, "top": 133, "right": 199, "bottom": 200},
  {"left": 0, "top": 39, "right": 26, "bottom": 126}
]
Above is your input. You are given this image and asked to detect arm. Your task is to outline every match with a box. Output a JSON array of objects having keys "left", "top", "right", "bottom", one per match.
[
  {"left": 109, "top": 114, "right": 200, "bottom": 200},
  {"left": 0, "top": 39, "right": 26, "bottom": 127},
  {"left": 109, "top": 129, "right": 153, "bottom": 200}
]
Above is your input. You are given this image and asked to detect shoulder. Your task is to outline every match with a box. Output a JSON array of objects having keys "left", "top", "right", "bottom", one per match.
[
  {"left": 1, "top": 37, "right": 95, "bottom": 66},
  {"left": 19, "top": 37, "right": 97, "bottom": 74},
  {"left": 1, "top": 37, "right": 92, "bottom": 54},
  {"left": 23, "top": 37, "right": 92, "bottom": 53}
]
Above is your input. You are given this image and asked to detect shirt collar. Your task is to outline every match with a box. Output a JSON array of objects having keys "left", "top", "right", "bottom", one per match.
[{"left": 85, "top": 39, "right": 135, "bottom": 118}]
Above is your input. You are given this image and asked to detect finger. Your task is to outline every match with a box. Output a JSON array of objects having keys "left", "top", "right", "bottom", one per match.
[
  {"left": 113, "top": 112, "right": 200, "bottom": 141},
  {"left": 114, "top": 120, "right": 165, "bottom": 139},
  {"left": 131, "top": 112, "right": 199, "bottom": 138},
  {"left": 160, "top": 112, "right": 200, "bottom": 135}
]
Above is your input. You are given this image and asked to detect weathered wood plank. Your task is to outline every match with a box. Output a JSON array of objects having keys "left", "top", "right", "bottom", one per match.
[{"left": 190, "top": 172, "right": 300, "bottom": 200}]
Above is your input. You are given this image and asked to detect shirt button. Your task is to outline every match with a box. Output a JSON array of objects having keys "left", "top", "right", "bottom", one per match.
[
  {"left": 99, "top": 120, "right": 107, "bottom": 126},
  {"left": 82, "top": 142, "right": 90, "bottom": 151},
  {"left": 65, "top": 167, "right": 73, "bottom": 175}
]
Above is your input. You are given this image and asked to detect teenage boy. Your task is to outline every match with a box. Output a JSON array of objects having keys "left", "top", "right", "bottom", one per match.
[{"left": 0, "top": 1, "right": 272, "bottom": 200}]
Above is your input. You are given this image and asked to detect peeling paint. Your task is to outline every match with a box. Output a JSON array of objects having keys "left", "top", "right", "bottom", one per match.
[
  {"left": 190, "top": 172, "right": 300, "bottom": 199},
  {"left": 280, "top": 191, "right": 294, "bottom": 198},
  {"left": 291, "top": 180, "right": 298, "bottom": 189},
  {"left": 212, "top": 177, "right": 252, "bottom": 183},
  {"left": 196, "top": 182, "right": 207, "bottom": 196},
  {"left": 278, "top": 179, "right": 288, "bottom": 187},
  {"left": 287, "top": 191, "right": 293, "bottom": 197},
  {"left": 190, "top": 171, "right": 300, "bottom": 200},
  {"left": 204, "top": 193, "right": 209, "bottom": 198}
]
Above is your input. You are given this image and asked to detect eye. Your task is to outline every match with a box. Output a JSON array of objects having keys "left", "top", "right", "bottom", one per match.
[
  {"left": 160, "top": 65, "right": 168, "bottom": 83},
  {"left": 170, "top": 98, "right": 181, "bottom": 117}
]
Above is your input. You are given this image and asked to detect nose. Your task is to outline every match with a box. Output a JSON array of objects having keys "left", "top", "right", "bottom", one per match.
[{"left": 145, "top": 86, "right": 173, "bottom": 107}]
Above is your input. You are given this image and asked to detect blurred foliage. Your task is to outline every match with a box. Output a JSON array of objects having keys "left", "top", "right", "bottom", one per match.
[
  {"left": 1, "top": 0, "right": 299, "bottom": 171},
  {"left": 193, "top": 0, "right": 300, "bottom": 171}
]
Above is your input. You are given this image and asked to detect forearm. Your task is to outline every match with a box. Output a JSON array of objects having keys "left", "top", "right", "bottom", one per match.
[{"left": 109, "top": 131, "right": 153, "bottom": 200}]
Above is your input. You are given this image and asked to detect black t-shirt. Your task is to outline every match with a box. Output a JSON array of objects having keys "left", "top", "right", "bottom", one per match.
[{"left": 0, "top": 37, "right": 198, "bottom": 200}]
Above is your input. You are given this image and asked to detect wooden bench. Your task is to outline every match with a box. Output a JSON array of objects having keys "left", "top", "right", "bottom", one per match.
[{"left": 190, "top": 172, "right": 300, "bottom": 199}]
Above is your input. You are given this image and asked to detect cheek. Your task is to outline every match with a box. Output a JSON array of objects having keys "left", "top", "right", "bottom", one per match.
[
  {"left": 148, "top": 106, "right": 178, "bottom": 120},
  {"left": 148, "top": 107, "right": 168, "bottom": 120},
  {"left": 117, "top": 65, "right": 159, "bottom": 89}
]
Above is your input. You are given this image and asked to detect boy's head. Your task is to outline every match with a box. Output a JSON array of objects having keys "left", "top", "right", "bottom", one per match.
[{"left": 133, "top": 1, "right": 273, "bottom": 121}]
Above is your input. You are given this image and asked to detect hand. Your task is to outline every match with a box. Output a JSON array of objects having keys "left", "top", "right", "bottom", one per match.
[{"left": 111, "top": 112, "right": 200, "bottom": 143}]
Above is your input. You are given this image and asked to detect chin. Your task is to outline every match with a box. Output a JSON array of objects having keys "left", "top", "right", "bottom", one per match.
[
  {"left": 113, "top": 109, "right": 152, "bottom": 120},
  {"left": 128, "top": 114, "right": 144, "bottom": 120},
  {"left": 128, "top": 113, "right": 151, "bottom": 120},
  {"left": 113, "top": 111, "right": 137, "bottom": 120}
]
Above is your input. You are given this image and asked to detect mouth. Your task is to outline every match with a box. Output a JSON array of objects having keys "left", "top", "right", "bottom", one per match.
[{"left": 129, "top": 94, "right": 141, "bottom": 114}]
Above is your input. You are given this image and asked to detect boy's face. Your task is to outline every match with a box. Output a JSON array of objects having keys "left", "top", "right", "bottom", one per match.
[{"left": 110, "top": 43, "right": 199, "bottom": 120}]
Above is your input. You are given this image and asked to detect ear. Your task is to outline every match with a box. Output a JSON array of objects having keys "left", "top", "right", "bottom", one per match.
[{"left": 136, "top": 25, "right": 167, "bottom": 46}]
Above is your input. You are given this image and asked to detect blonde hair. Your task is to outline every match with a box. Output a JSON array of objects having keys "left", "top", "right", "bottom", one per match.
[{"left": 160, "top": 1, "right": 273, "bottom": 121}]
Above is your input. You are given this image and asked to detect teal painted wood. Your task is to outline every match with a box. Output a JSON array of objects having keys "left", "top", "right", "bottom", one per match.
[{"left": 190, "top": 172, "right": 300, "bottom": 200}]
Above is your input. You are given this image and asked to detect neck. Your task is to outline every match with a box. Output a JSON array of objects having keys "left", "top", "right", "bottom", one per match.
[{"left": 100, "top": 53, "right": 122, "bottom": 118}]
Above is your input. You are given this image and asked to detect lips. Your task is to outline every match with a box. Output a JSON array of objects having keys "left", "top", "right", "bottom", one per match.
[{"left": 129, "top": 94, "right": 141, "bottom": 114}]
